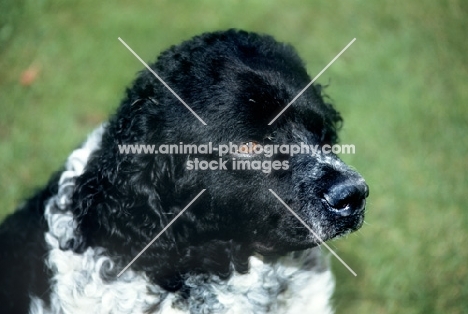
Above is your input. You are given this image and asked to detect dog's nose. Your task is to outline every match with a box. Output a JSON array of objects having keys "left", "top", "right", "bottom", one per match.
[{"left": 323, "top": 181, "right": 369, "bottom": 216}]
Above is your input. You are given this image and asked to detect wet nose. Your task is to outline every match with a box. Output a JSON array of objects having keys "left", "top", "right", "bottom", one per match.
[{"left": 323, "top": 180, "right": 369, "bottom": 216}]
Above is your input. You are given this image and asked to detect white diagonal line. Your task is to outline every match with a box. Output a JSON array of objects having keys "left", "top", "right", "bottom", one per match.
[
  {"left": 118, "top": 37, "right": 207, "bottom": 126},
  {"left": 117, "top": 189, "right": 206, "bottom": 277},
  {"left": 268, "top": 38, "right": 356, "bottom": 125},
  {"left": 268, "top": 189, "right": 357, "bottom": 276}
]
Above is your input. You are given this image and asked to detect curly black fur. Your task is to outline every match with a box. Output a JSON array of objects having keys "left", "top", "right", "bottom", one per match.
[
  {"left": 0, "top": 29, "right": 368, "bottom": 312},
  {"left": 69, "top": 30, "right": 356, "bottom": 291}
]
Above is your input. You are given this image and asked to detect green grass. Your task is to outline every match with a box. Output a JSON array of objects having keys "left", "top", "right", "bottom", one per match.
[{"left": 1, "top": 0, "right": 467, "bottom": 313}]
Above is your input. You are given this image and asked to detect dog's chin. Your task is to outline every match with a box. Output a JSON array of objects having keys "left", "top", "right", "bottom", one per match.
[
  {"left": 251, "top": 214, "right": 365, "bottom": 256},
  {"left": 326, "top": 213, "right": 365, "bottom": 239}
]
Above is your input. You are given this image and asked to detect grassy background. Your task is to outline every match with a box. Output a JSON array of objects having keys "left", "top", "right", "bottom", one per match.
[{"left": 1, "top": 0, "right": 467, "bottom": 313}]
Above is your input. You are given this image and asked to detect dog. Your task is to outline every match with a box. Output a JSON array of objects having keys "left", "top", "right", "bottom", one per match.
[{"left": 0, "top": 29, "right": 368, "bottom": 313}]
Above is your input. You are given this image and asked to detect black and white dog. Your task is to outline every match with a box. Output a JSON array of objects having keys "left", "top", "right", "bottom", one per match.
[{"left": 0, "top": 30, "right": 368, "bottom": 313}]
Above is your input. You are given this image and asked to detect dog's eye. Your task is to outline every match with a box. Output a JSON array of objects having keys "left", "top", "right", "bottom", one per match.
[
  {"left": 238, "top": 143, "right": 250, "bottom": 154},
  {"left": 233, "top": 141, "right": 260, "bottom": 157},
  {"left": 239, "top": 142, "right": 260, "bottom": 153}
]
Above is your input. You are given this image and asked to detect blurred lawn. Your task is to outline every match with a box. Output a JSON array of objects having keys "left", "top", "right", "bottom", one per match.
[{"left": 1, "top": 0, "right": 467, "bottom": 313}]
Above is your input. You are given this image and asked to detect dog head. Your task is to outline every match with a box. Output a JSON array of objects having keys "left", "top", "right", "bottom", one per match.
[{"left": 71, "top": 29, "right": 368, "bottom": 288}]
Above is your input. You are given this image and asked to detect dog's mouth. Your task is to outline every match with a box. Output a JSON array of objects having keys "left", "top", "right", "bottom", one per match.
[
  {"left": 248, "top": 180, "right": 368, "bottom": 255},
  {"left": 248, "top": 213, "right": 366, "bottom": 256}
]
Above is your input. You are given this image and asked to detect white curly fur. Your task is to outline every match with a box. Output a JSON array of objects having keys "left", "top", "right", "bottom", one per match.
[{"left": 30, "top": 126, "right": 335, "bottom": 314}]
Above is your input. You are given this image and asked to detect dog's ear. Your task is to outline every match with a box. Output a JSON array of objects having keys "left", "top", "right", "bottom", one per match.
[{"left": 69, "top": 95, "right": 176, "bottom": 258}]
